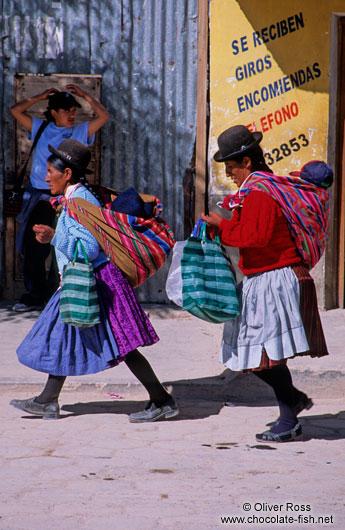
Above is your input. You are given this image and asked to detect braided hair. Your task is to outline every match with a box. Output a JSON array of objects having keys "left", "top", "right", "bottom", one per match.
[
  {"left": 79, "top": 176, "right": 105, "bottom": 207},
  {"left": 43, "top": 109, "right": 54, "bottom": 122},
  {"left": 47, "top": 153, "right": 105, "bottom": 207}
]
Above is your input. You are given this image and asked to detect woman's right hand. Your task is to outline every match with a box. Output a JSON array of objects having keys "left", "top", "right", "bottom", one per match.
[{"left": 201, "top": 211, "right": 223, "bottom": 229}]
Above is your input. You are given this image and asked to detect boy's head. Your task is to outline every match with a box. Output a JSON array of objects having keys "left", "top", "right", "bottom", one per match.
[
  {"left": 44, "top": 92, "right": 81, "bottom": 127},
  {"left": 290, "top": 161, "right": 333, "bottom": 188}
]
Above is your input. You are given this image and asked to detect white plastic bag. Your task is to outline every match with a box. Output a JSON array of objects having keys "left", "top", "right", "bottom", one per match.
[{"left": 165, "top": 241, "right": 187, "bottom": 307}]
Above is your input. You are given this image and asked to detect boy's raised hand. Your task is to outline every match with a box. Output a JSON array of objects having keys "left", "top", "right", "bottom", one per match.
[{"left": 65, "top": 84, "right": 87, "bottom": 98}]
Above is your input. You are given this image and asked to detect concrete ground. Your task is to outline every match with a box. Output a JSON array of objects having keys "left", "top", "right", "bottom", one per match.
[{"left": 0, "top": 302, "right": 345, "bottom": 529}]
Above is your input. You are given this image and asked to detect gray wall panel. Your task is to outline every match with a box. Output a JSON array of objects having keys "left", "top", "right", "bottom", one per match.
[{"left": 0, "top": 0, "right": 199, "bottom": 302}]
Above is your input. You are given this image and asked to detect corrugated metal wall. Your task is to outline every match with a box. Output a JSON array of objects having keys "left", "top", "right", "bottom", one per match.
[{"left": 0, "top": 0, "right": 199, "bottom": 302}]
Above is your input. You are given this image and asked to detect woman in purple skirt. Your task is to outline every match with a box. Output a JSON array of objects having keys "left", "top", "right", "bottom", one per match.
[{"left": 10, "top": 139, "right": 179, "bottom": 422}]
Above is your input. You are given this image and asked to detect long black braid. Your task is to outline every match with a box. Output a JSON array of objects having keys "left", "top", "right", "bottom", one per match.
[
  {"left": 47, "top": 154, "right": 105, "bottom": 207},
  {"left": 43, "top": 109, "right": 54, "bottom": 122},
  {"left": 79, "top": 176, "right": 105, "bottom": 207}
]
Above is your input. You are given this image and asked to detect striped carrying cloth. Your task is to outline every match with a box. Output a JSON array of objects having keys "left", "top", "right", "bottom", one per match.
[
  {"left": 221, "top": 172, "right": 330, "bottom": 270},
  {"left": 54, "top": 188, "right": 175, "bottom": 288}
]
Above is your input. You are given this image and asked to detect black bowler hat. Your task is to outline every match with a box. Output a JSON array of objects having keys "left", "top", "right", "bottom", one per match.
[
  {"left": 214, "top": 125, "right": 263, "bottom": 162},
  {"left": 47, "top": 91, "right": 81, "bottom": 111},
  {"left": 48, "top": 139, "right": 92, "bottom": 174}
]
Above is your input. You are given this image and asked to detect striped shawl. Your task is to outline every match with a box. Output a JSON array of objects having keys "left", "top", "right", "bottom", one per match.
[
  {"left": 221, "top": 172, "right": 330, "bottom": 270},
  {"left": 53, "top": 189, "right": 175, "bottom": 287}
]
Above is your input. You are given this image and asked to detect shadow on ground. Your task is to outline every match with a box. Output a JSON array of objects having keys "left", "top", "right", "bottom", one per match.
[
  {"left": 298, "top": 411, "right": 345, "bottom": 441},
  {"left": 57, "top": 401, "right": 345, "bottom": 441},
  {"left": 60, "top": 399, "right": 224, "bottom": 421},
  {"left": 162, "top": 371, "right": 278, "bottom": 403}
]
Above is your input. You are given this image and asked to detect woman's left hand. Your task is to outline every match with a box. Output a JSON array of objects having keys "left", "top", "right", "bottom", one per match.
[
  {"left": 201, "top": 211, "right": 223, "bottom": 229},
  {"left": 33, "top": 224, "right": 55, "bottom": 244}
]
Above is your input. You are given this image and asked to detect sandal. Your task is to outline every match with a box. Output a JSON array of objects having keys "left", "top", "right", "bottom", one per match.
[{"left": 256, "top": 423, "right": 302, "bottom": 443}]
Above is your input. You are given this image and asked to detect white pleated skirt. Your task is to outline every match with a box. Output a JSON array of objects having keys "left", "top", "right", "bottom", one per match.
[{"left": 221, "top": 266, "right": 309, "bottom": 371}]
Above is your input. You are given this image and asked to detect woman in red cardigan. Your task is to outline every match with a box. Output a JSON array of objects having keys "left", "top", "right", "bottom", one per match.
[{"left": 201, "top": 125, "right": 329, "bottom": 442}]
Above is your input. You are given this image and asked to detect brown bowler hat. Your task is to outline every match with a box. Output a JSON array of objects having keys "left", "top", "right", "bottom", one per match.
[{"left": 48, "top": 139, "right": 92, "bottom": 174}]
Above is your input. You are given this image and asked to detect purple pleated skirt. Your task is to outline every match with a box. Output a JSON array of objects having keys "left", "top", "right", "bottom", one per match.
[{"left": 17, "top": 261, "right": 159, "bottom": 376}]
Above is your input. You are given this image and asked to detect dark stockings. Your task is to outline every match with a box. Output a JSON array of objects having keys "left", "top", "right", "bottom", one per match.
[
  {"left": 124, "top": 349, "right": 171, "bottom": 406},
  {"left": 253, "top": 365, "right": 298, "bottom": 434},
  {"left": 35, "top": 375, "right": 66, "bottom": 404},
  {"left": 34, "top": 349, "right": 170, "bottom": 407}
]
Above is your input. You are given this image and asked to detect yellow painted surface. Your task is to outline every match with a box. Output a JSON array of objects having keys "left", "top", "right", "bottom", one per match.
[{"left": 210, "top": 0, "right": 344, "bottom": 193}]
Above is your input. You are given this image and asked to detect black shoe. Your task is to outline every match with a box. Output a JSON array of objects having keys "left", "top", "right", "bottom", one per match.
[
  {"left": 129, "top": 397, "right": 179, "bottom": 423},
  {"left": 13, "top": 293, "right": 45, "bottom": 312},
  {"left": 10, "top": 397, "right": 60, "bottom": 419},
  {"left": 12, "top": 302, "right": 44, "bottom": 312},
  {"left": 256, "top": 423, "right": 302, "bottom": 443},
  {"left": 293, "top": 392, "right": 313, "bottom": 416}
]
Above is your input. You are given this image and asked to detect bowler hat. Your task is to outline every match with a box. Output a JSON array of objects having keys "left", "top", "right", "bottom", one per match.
[
  {"left": 48, "top": 139, "right": 92, "bottom": 174},
  {"left": 214, "top": 125, "right": 263, "bottom": 162},
  {"left": 47, "top": 91, "right": 81, "bottom": 111},
  {"left": 289, "top": 160, "right": 333, "bottom": 188}
]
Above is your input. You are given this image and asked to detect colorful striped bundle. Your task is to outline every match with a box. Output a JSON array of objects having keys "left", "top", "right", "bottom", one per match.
[
  {"left": 55, "top": 193, "right": 175, "bottom": 288},
  {"left": 222, "top": 172, "right": 330, "bottom": 270}
]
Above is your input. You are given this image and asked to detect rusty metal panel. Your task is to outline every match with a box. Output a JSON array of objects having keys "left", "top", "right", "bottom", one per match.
[{"left": 0, "top": 0, "right": 199, "bottom": 302}]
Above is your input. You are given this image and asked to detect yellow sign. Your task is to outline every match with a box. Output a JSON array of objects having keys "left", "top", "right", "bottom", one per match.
[{"left": 210, "top": 0, "right": 342, "bottom": 193}]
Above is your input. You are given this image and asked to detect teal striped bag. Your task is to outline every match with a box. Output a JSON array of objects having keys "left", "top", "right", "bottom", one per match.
[
  {"left": 60, "top": 239, "right": 101, "bottom": 327},
  {"left": 181, "top": 221, "right": 239, "bottom": 323}
]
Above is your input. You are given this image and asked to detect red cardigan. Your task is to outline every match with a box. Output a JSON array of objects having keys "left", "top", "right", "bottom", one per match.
[{"left": 219, "top": 191, "right": 301, "bottom": 275}]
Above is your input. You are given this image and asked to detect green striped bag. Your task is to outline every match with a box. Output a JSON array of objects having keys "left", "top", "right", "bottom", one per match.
[
  {"left": 181, "top": 222, "right": 239, "bottom": 323},
  {"left": 60, "top": 239, "right": 101, "bottom": 327}
]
